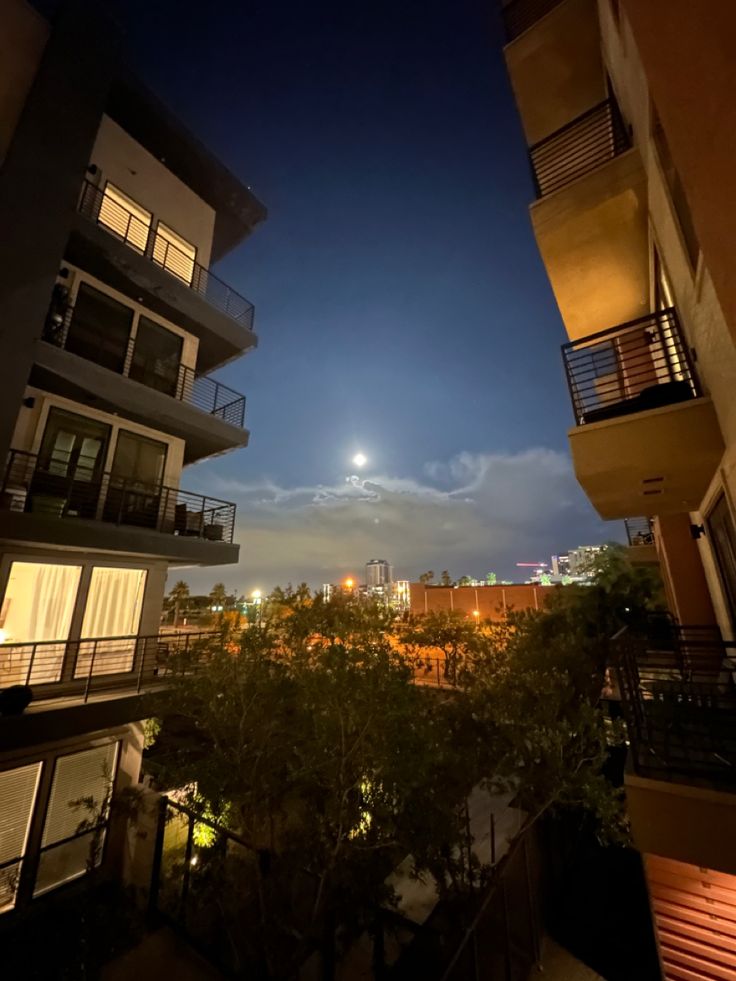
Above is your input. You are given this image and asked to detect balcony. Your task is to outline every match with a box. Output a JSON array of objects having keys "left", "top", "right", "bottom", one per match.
[
  {"left": 503, "top": 0, "right": 604, "bottom": 147},
  {"left": 624, "top": 517, "right": 658, "bottom": 565},
  {"left": 37, "top": 298, "right": 248, "bottom": 463},
  {"left": 530, "top": 98, "right": 630, "bottom": 198},
  {"left": 563, "top": 309, "right": 724, "bottom": 518},
  {"left": 501, "top": 0, "right": 565, "bottom": 42},
  {"left": 0, "top": 450, "right": 238, "bottom": 565},
  {"left": 67, "top": 180, "right": 257, "bottom": 373},
  {"left": 615, "top": 623, "right": 736, "bottom": 873},
  {"left": 0, "top": 630, "right": 218, "bottom": 705}
]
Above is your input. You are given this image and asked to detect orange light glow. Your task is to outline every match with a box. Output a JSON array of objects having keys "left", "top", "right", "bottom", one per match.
[{"left": 345, "top": 578, "right": 354, "bottom": 589}]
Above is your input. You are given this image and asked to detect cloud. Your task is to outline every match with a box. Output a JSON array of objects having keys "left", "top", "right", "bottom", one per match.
[{"left": 180, "top": 448, "right": 619, "bottom": 593}]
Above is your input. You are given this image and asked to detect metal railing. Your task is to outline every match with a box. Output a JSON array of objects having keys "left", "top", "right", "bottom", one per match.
[
  {"left": 562, "top": 308, "right": 700, "bottom": 426},
  {"left": 529, "top": 97, "right": 631, "bottom": 197},
  {"left": 1, "top": 450, "right": 237, "bottom": 544},
  {"left": 77, "top": 180, "right": 255, "bottom": 331},
  {"left": 625, "top": 517, "right": 655, "bottom": 548},
  {"left": 43, "top": 304, "right": 246, "bottom": 428},
  {"left": 501, "top": 0, "right": 565, "bottom": 41},
  {"left": 0, "top": 630, "right": 219, "bottom": 703},
  {"left": 614, "top": 624, "right": 736, "bottom": 785}
]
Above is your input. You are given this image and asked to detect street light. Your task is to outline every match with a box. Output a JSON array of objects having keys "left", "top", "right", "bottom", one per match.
[
  {"left": 251, "top": 589, "right": 262, "bottom": 602},
  {"left": 344, "top": 578, "right": 354, "bottom": 589}
]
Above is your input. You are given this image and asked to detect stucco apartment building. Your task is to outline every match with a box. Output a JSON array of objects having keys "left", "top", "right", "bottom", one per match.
[
  {"left": 0, "top": 0, "right": 264, "bottom": 919},
  {"left": 500, "top": 1, "right": 736, "bottom": 977}
]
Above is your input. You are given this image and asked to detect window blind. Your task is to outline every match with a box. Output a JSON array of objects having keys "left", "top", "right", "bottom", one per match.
[{"left": 0, "top": 762, "right": 42, "bottom": 910}]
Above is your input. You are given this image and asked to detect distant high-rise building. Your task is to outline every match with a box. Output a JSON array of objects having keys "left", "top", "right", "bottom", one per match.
[
  {"left": 566, "top": 546, "right": 604, "bottom": 577},
  {"left": 366, "top": 558, "right": 392, "bottom": 587}
]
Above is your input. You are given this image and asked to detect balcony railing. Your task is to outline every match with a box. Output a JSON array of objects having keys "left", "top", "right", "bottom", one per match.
[
  {"left": 501, "top": 0, "right": 564, "bottom": 41},
  {"left": 625, "top": 517, "right": 655, "bottom": 548},
  {"left": 77, "top": 180, "right": 255, "bottom": 331},
  {"left": 529, "top": 97, "right": 630, "bottom": 197},
  {"left": 1, "top": 450, "right": 236, "bottom": 544},
  {"left": 614, "top": 624, "right": 736, "bottom": 786},
  {"left": 562, "top": 308, "right": 700, "bottom": 426},
  {"left": 43, "top": 303, "right": 246, "bottom": 428},
  {"left": 0, "top": 630, "right": 219, "bottom": 703}
]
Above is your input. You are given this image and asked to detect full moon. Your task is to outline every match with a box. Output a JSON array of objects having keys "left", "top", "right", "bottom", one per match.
[{"left": 352, "top": 453, "right": 367, "bottom": 468}]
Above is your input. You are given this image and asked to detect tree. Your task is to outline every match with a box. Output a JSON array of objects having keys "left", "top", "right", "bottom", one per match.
[
  {"left": 399, "top": 609, "right": 480, "bottom": 682},
  {"left": 440, "top": 570, "right": 453, "bottom": 587},
  {"left": 168, "top": 580, "right": 190, "bottom": 627},
  {"left": 485, "top": 572, "right": 497, "bottom": 586},
  {"left": 418, "top": 570, "right": 435, "bottom": 584},
  {"left": 152, "top": 606, "right": 471, "bottom": 977},
  {"left": 457, "top": 575, "right": 473, "bottom": 586}
]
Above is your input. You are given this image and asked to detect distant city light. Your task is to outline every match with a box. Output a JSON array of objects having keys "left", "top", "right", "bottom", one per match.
[
  {"left": 345, "top": 577, "right": 355, "bottom": 589},
  {"left": 352, "top": 453, "right": 367, "bottom": 468}
]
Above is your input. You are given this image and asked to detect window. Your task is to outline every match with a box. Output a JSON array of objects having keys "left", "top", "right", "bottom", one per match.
[
  {"left": 103, "top": 432, "right": 168, "bottom": 529},
  {"left": 0, "top": 763, "right": 42, "bottom": 912},
  {"left": 152, "top": 222, "right": 196, "bottom": 285},
  {"left": 34, "top": 408, "right": 111, "bottom": 520},
  {"left": 129, "top": 317, "right": 183, "bottom": 398},
  {"left": 66, "top": 282, "right": 134, "bottom": 375},
  {"left": 75, "top": 568, "right": 147, "bottom": 678},
  {"left": 708, "top": 494, "right": 736, "bottom": 629},
  {"left": 35, "top": 743, "right": 119, "bottom": 896},
  {"left": 652, "top": 110, "right": 700, "bottom": 269},
  {"left": 98, "top": 183, "right": 152, "bottom": 254},
  {"left": 0, "top": 562, "right": 82, "bottom": 685}
]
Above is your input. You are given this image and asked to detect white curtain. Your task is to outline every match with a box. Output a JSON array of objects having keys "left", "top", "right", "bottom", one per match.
[
  {"left": 76, "top": 568, "right": 147, "bottom": 677},
  {"left": 0, "top": 562, "right": 82, "bottom": 686}
]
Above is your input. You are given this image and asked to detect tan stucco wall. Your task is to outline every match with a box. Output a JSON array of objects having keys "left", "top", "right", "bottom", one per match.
[
  {"left": 620, "top": 0, "right": 736, "bottom": 350},
  {"left": 90, "top": 116, "right": 216, "bottom": 267},
  {"left": 0, "top": 0, "right": 48, "bottom": 164},
  {"left": 655, "top": 513, "right": 717, "bottom": 627}
]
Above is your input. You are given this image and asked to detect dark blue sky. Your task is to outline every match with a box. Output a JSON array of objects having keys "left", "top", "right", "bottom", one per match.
[{"left": 111, "top": 0, "right": 615, "bottom": 589}]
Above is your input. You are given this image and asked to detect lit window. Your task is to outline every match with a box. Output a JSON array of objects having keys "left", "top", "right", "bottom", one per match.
[
  {"left": 0, "top": 763, "right": 42, "bottom": 912},
  {"left": 98, "top": 183, "right": 152, "bottom": 254},
  {"left": 152, "top": 222, "right": 197, "bottom": 285},
  {"left": 75, "top": 568, "right": 147, "bottom": 678},
  {"left": 0, "top": 562, "right": 82, "bottom": 686},
  {"left": 34, "top": 743, "right": 119, "bottom": 896}
]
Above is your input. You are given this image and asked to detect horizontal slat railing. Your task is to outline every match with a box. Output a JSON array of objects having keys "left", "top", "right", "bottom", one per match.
[
  {"left": 1, "top": 450, "right": 236, "bottom": 544},
  {"left": 529, "top": 97, "right": 630, "bottom": 197},
  {"left": 562, "top": 307, "right": 700, "bottom": 426},
  {"left": 614, "top": 625, "right": 736, "bottom": 785},
  {"left": 625, "top": 517, "right": 655, "bottom": 547},
  {"left": 77, "top": 180, "right": 255, "bottom": 331},
  {"left": 43, "top": 304, "right": 246, "bottom": 428},
  {"left": 0, "top": 630, "right": 220, "bottom": 703},
  {"left": 501, "top": 0, "right": 565, "bottom": 41}
]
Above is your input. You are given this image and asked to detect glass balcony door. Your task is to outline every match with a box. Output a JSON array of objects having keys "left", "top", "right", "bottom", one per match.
[
  {"left": 32, "top": 408, "right": 111, "bottom": 520},
  {"left": 103, "top": 431, "right": 167, "bottom": 530},
  {"left": 129, "top": 316, "right": 183, "bottom": 397},
  {"left": 64, "top": 282, "right": 134, "bottom": 375}
]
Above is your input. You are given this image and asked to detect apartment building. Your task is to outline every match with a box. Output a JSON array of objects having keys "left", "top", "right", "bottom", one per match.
[
  {"left": 0, "top": 0, "right": 265, "bottom": 919},
  {"left": 500, "top": 1, "right": 736, "bottom": 977}
]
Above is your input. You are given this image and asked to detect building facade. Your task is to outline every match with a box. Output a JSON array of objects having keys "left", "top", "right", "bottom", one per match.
[
  {"left": 500, "top": 0, "right": 736, "bottom": 976},
  {"left": 0, "top": 0, "right": 265, "bottom": 919}
]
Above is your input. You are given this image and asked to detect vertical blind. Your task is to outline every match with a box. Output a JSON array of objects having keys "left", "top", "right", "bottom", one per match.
[
  {"left": 35, "top": 743, "right": 119, "bottom": 896},
  {"left": 0, "top": 762, "right": 42, "bottom": 911}
]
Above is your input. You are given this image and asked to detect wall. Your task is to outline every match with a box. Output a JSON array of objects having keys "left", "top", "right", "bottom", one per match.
[
  {"left": 90, "top": 116, "right": 216, "bottom": 267},
  {"left": 0, "top": 0, "right": 48, "bottom": 163},
  {"left": 620, "top": 0, "right": 736, "bottom": 348},
  {"left": 409, "top": 583, "right": 547, "bottom": 618},
  {"left": 12, "top": 385, "right": 186, "bottom": 491}
]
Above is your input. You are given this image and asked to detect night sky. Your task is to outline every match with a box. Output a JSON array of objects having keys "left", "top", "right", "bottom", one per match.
[{"left": 105, "top": 0, "right": 618, "bottom": 591}]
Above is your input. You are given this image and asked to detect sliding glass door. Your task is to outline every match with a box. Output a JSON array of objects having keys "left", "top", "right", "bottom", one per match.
[
  {"left": 33, "top": 408, "right": 110, "bottom": 519},
  {"left": 75, "top": 568, "right": 147, "bottom": 677}
]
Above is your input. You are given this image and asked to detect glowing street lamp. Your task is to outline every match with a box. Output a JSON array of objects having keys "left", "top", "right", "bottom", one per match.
[{"left": 344, "top": 578, "right": 355, "bottom": 590}]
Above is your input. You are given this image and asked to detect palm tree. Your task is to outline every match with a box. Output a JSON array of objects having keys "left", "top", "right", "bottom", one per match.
[
  {"left": 169, "top": 580, "right": 190, "bottom": 628},
  {"left": 418, "top": 571, "right": 435, "bottom": 584}
]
